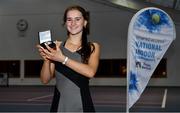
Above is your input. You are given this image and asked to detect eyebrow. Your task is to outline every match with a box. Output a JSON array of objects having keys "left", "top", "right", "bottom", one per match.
[{"left": 67, "top": 16, "right": 83, "bottom": 19}]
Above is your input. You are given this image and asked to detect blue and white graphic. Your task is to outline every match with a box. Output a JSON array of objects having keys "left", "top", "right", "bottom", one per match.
[{"left": 127, "top": 7, "right": 176, "bottom": 109}]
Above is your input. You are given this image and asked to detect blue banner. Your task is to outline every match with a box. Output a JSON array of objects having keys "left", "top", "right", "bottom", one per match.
[{"left": 127, "top": 7, "right": 176, "bottom": 109}]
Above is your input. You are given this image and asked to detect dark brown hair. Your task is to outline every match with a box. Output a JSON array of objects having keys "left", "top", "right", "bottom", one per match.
[{"left": 63, "top": 5, "right": 94, "bottom": 63}]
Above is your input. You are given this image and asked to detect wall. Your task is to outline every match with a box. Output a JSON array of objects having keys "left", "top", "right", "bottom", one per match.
[{"left": 0, "top": 0, "right": 180, "bottom": 86}]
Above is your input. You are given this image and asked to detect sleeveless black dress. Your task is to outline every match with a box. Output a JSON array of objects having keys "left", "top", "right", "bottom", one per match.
[{"left": 50, "top": 42, "right": 95, "bottom": 112}]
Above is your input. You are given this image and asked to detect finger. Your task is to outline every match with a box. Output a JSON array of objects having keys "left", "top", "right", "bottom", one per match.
[
  {"left": 39, "top": 50, "right": 48, "bottom": 60},
  {"left": 41, "top": 54, "right": 49, "bottom": 61},
  {"left": 55, "top": 40, "right": 60, "bottom": 51},
  {"left": 37, "top": 45, "right": 45, "bottom": 53},
  {"left": 38, "top": 48, "right": 44, "bottom": 54},
  {"left": 45, "top": 53, "right": 52, "bottom": 60},
  {"left": 36, "top": 44, "right": 40, "bottom": 48},
  {"left": 40, "top": 51, "right": 46, "bottom": 55},
  {"left": 36, "top": 44, "right": 43, "bottom": 49},
  {"left": 45, "top": 43, "right": 54, "bottom": 52},
  {"left": 43, "top": 48, "right": 52, "bottom": 56},
  {"left": 39, "top": 46, "right": 47, "bottom": 53},
  {"left": 38, "top": 49, "right": 43, "bottom": 53}
]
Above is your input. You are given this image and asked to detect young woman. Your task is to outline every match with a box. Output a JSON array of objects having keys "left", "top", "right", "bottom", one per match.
[{"left": 37, "top": 5, "right": 100, "bottom": 112}]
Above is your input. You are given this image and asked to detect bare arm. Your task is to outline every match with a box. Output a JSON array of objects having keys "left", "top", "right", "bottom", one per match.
[
  {"left": 40, "top": 60, "right": 55, "bottom": 84},
  {"left": 65, "top": 43, "right": 100, "bottom": 78},
  {"left": 37, "top": 45, "right": 56, "bottom": 84},
  {"left": 44, "top": 42, "right": 100, "bottom": 78}
]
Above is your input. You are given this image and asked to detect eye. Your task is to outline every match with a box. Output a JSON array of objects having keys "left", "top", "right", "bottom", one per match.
[
  {"left": 76, "top": 18, "right": 81, "bottom": 21},
  {"left": 66, "top": 18, "right": 72, "bottom": 22},
  {"left": 75, "top": 17, "right": 82, "bottom": 21}
]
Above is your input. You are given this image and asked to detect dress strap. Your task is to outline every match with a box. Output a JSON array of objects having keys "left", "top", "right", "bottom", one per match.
[
  {"left": 63, "top": 40, "right": 66, "bottom": 47},
  {"left": 60, "top": 41, "right": 66, "bottom": 49}
]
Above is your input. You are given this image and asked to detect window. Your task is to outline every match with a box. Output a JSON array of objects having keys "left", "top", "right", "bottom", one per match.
[
  {"left": 0, "top": 60, "right": 20, "bottom": 78},
  {"left": 95, "top": 59, "right": 121, "bottom": 77},
  {"left": 24, "top": 60, "right": 43, "bottom": 77},
  {"left": 23, "top": 59, "right": 167, "bottom": 78},
  {"left": 95, "top": 59, "right": 167, "bottom": 78}
]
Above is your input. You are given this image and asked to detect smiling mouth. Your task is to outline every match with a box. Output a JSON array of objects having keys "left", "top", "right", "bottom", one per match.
[{"left": 70, "top": 26, "right": 79, "bottom": 29}]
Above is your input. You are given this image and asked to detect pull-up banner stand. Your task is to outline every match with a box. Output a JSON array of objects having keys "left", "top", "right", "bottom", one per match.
[{"left": 127, "top": 7, "right": 176, "bottom": 112}]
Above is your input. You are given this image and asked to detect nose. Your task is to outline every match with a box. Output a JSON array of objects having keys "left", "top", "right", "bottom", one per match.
[{"left": 71, "top": 19, "right": 76, "bottom": 26}]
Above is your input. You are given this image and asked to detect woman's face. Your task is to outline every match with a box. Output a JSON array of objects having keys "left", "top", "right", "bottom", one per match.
[{"left": 66, "top": 9, "right": 87, "bottom": 35}]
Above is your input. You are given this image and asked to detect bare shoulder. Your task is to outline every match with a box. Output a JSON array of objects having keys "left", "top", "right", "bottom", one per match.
[
  {"left": 92, "top": 42, "right": 100, "bottom": 50},
  {"left": 91, "top": 42, "right": 100, "bottom": 54}
]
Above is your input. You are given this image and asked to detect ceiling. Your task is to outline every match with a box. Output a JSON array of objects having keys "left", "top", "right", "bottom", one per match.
[
  {"left": 92, "top": 0, "right": 180, "bottom": 23},
  {"left": 145, "top": 0, "right": 180, "bottom": 10},
  {"left": 101, "top": 0, "right": 180, "bottom": 11}
]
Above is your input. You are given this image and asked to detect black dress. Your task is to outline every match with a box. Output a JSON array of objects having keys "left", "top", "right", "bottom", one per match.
[{"left": 50, "top": 42, "right": 95, "bottom": 112}]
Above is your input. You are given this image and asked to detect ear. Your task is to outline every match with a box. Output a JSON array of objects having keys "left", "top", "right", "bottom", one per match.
[{"left": 84, "top": 20, "right": 87, "bottom": 28}]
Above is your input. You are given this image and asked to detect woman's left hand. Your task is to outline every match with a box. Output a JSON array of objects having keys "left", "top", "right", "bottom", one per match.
[{"left": 43, "top": 41, "right": 65, "bottom": 62}]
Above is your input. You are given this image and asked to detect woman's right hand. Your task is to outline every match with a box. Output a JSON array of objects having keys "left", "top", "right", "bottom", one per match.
[{"left": 36, "top": 44, "right": 49, "bottom": 61}]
